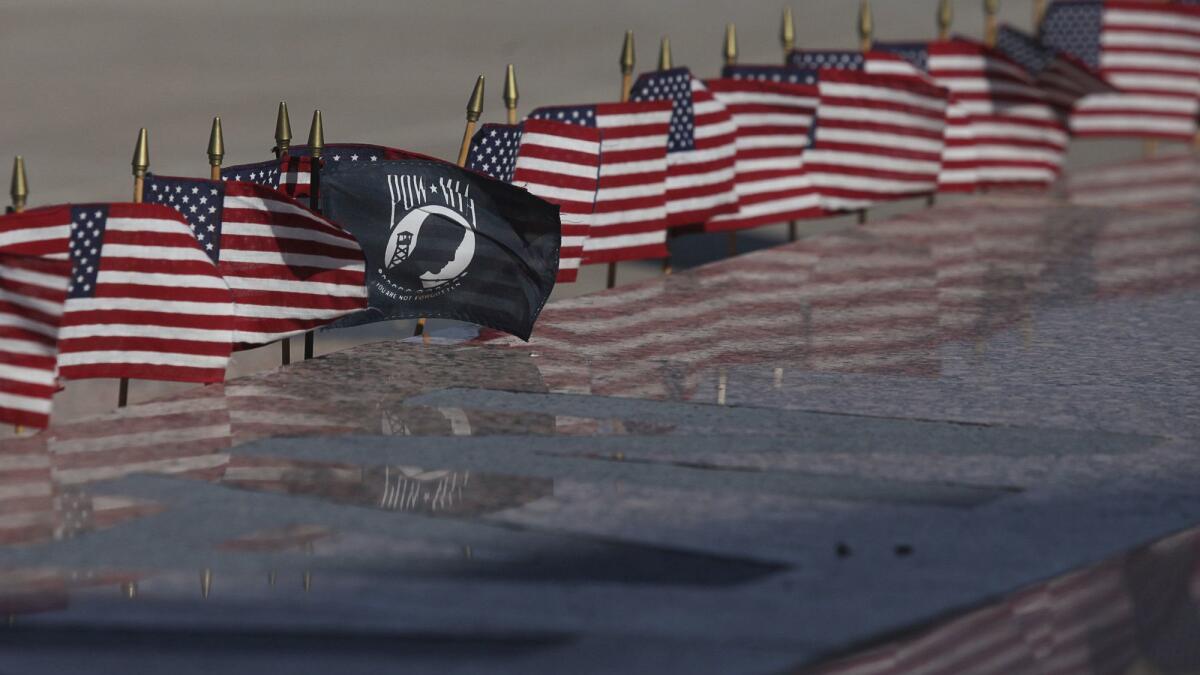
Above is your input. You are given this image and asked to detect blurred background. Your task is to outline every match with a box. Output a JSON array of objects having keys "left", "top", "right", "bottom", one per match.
[{"left": 0, "top": 0, "right": 1162, "bottom": 420}]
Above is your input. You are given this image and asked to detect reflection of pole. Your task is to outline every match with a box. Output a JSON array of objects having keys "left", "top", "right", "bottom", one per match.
[
  {"left": 10, "top": 156, "right": 27, "bottom": 434},
  {"left": 122, "top": 128, "right": 149, "bottom": 408},
  {"left": 201, "top": 568, "right": 212, "bottom": 598},
  {"left": 303, "top": 111, "right": 324, "bottom": 360},
  {"left": 608, "top": 32, "right": 636, "bottom": 289}
]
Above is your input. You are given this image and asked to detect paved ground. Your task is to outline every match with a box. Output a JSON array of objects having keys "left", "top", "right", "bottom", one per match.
[{"left": 0, "top": 165, "right": 1197, "bottom": 672}]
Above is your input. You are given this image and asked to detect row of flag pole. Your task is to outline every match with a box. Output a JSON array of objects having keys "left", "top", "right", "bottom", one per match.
[{"left": 2, "top": 0, "right": 1199, "bottom": 431}]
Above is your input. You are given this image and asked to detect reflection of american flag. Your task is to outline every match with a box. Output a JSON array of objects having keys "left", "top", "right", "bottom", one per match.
[
  {"left": 629, "top": 68, "right": 739, "bottom": 227},
  {"left": 145, "top": 176, "right": 366, "bottom": 346},
  {"left": 467, "top": 119, "right": 601, "bottom": 283},
  {"left": 1065, "top": 155, "right": 1200, "bottom": 209},
  {"left": 1043, "top": 0, "right": 1200, "bottom": 141},
  {"left": 531, "top": 102, "right": 673, "bottom": 263},
  {"left": 704, "top": 74, "right": 823, "bottom": 232},
  {"left": 789, "top": 50, "right": 949, "bottom": 210},
  {"left": 0, "top": 204, "right": 235, "bottom": 383},
  {"left": 1093, "top": 209, "right": 1200, "bottom": 299},
  {"left": 0, "top": 255, "right": 69, "bottom": 428}
]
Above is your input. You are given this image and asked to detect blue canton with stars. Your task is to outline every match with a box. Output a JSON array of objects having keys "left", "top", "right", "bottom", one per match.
[
  {"left": 629, "top": 68, "right": 696, "bottom": 153},
  {"left": 67, "top": 205, "right": 107, "bottom": 299},
  {"left": 466, "top": 124, "right": 522, "bottom": 183},
  {"left": 787, "top": 50, "right": 866, "bottom": 71},
  {"left": 873, "top": 43, "right": 931, "bottom": 72},
  {"left": 287, "top": 145, "right": 389, "bottom": 164},
  {"left": 722, "top": 65, "right": 818, "bottom": 85},
  {"left": 1039, "top": 0, "right": 1102, "bottom": 69},
  {"left": 220, "top": 159, "right": 280, "bottom": 188},
  {"left": 996, "top": 26, "right": 1055, "bottom": 76},
  {"left": 529, "top": 106, "right": 598, "bottom": 129},
  {"left": 144, "top": 175, "right": 224, "bottom": 263}
]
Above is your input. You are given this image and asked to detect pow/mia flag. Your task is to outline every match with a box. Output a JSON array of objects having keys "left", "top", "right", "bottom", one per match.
[{"left": 317, "top": 158, "right": 560, "bottom": 340}]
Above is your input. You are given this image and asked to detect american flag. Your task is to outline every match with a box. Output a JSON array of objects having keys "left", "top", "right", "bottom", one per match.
[
  {"left": 466, "top": 119, "right": 601, "bottom": 283},
  {"left": 995, "top": 25, "right": 1112, "bottom": 109},
  {"left": 145, "top": 175, "right": 367, "bottom": 347},
  {"left": 0, "top": 254, "right": 70, "bottom": 428},
  {"left": 703, "top": 72, "right": 823, "bottom": 232},
  {"left": 1043, "top": 0, "right": 1200, "bottom": 141},
  {"left": 221, "top": 155, "right": 315, "bottom": 200},
  {"left": 0, "top": 204, "right": 235, "bottom": 383},
  {"left": 876, "top": 39, "right": 1070, "bottom": 189},
  {"left": 628, "top": 68, "right": 739, "bottom": 227},
  {"left": 789, "top": 50, "right": 949, "bottom": 210},
  {"left": 530, "top": 101, "right": 674, "bottom": 263},
  {"left": 1065, "top": 154, "right": 1200, "bottom": 209}
]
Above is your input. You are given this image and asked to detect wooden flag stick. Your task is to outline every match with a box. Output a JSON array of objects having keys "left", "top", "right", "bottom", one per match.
[
  {"left": 10, "top": 157, "right": 27, "bottom": 434},
  {"left": 207, "top": 117, "right": 224, "bottom": 181},
  {"left": 781, "top": 8, "right": 799, "bottom": 242},
  {"left": 857, "top": 3, "right": 872, "bottom": 224},
  {"left": 1032, "top": 0, "right": 1047, "bottom": 31},
  {"left": 984, "top": 0, "right": 999, "bottom": 48},
  {"left": 303, "top": 110, "right": 324, "bottom": 360},
  {"left": 659, "top": 36, "right": 675, "bottom": 276},
  {"left": 724, "top": 24, "right": 738, "bottom": 258},
  {"left": 607, "top": 31, "right": 636, "bottom": 289},
  {"left": 274, "top": 102, "right": 293, "bottom": 365},
  {"left": 938, "top": 0, "right": 953, "bottom": 40},
  {"left": 122, "top": 128, "right": 149, "bottom": 408},
  {"left": 504, "top": 64, "right": 519, "bottom": 125},
  {"left": 417, "top": 75, "right": 484, "bottom": 338}
]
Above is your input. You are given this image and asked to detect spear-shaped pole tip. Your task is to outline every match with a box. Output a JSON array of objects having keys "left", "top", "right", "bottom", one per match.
[
  {"left": 10, "top": 156, "right": 27, "bottom": 210},
  {"left": 1033, "top": 0, "right": 1046, "bottom": 31},
  {"left": 780, "top": 7, "right": 796, "bottom": 54},
  {"left": 658, "top": 36, "right": 673, "bottom": 70},
  {"left": 620, "top": 30, "right": 636, "bottom": 74},
  {"left": 938, "top": 0, "right": 954, "bottom": 38},
  {"left": 466, "top": 75, "right": 485, "bottom": 123},
  {"left": 131, "top": 128, "right": 149, "bottom": 177},
  {"left": 984, "top": 0, "right": 998, "bottom": 17},
  {"left": 503, "top": 64, "right": 519, "bottom": 112},
  {"left": 307, "top": 110, "right": 324, "bottom": 159},
  {"left": 858, "top": 1, "right": 874, "bottom": 48},
  {"left": 207, "top": 117, "right": 225, "bottom": 167},
  {"left": 201, "top": 568, "right": 212, "bottom": 599},
  {"left": 275, "top": 101, "right": 292, "bottom": 154},
  {"left": 723, "top": 24, "right": 738, "bottom": 66}
]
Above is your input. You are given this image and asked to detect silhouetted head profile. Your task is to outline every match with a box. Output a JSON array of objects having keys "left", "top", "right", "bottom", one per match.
[{"left": 389, "top": 214, "right": 467, "bottom": 283}]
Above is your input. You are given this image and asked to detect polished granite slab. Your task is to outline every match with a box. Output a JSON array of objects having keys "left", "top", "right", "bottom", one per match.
[{"left": 0, "top": 178, "right": 1197, "bottom": 673}]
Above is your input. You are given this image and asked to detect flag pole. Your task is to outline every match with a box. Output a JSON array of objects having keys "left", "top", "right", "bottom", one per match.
[
  {"left": 1032, "top": 0, "right": 1046, "bottom": 31},
  {"left": 303, "top": 110, "right": 323, "bottom": 360},
  {"left": 659, "top": 36, "right": 675, "bottom": 275},
  {"left": 504, "top": 64, "right": 519, "bottom": 125},
  {"left": 608, "top": 31, "right": 636, "bottom": 289},
  {"left": 723, "top": 23, "right": 739, "bottom": 258},
  {"left": 417, "top": 75, "right": 484, "bottom": 338},
  {"left": 9, "top": 157, "right": 27, "bottom": 434},
  {"left": 781, "top": 8, "right": 799, "bottom": 242},
  {"left": 122, "top": 128, "right": 149, "bottom": 408},
  {"left": 928, "top": 0, "right": 952, "bottom": 208},
  {"left": 207, "top": 117, "right": 224, "bottom": 181},
  {"left": 857, "top": 2, "right": 872, "bottom": 225},
  {"left": 984, "top": 0, "right": 999, "bottom": 48},
  {"left": 274, "top": 102, "right": 293, "bottom": 365}
]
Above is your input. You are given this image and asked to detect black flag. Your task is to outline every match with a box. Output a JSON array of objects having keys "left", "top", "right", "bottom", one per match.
[{"left": 318, "top": 158, "right": 560, "bottom": 340}]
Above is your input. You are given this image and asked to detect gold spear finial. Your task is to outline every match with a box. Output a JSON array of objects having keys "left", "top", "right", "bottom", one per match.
[
  {"left": 723, "top": 24, "right": 738, "bottom": 66},
  {"left": 938, "top": 0, "right": 954, "bottom": 39},
  {"left": 503, "top": 64, "right": 519, "bottom": 125},
  {"left": 466, "top": 75, "right": 486, "bottom": 123},
  {"left": 984, "top": 0, "right": 999, "bottom": 46},
  {"left": 10, "top": 157, "right": 27, "bottom": 213},
  {"left": 780, "top": 7, "right": 796, "bottom": 57},
  {"left": 131, "top": 128, "right": 149, "bottom": 178},
  {"left": 307, "top": 110, "right": 324, "bottom": 159},
  {"left": 620, "top": 30, "right": 636, "bottom": 74},
  {"left": 207, "top": 117, "right": 224, "bottom": 179},
  {"left": 200, "top": 568, "right": 212, "bottom": 598},
  {"left": 858, "top": 1, "right": 874, "bottom": 53},
  {"left": 658, "top": 36, "right": 673, "bottom": 70},
  {"left": 274, "top": 101, "right": 292, "bottom": 158}
]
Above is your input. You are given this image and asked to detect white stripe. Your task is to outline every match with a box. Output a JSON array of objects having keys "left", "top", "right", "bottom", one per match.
[
  {"left": 66, "top": 297, "right": 232, "bottom": 316},
  {"left": 514, "top": 156, "right": 600, "bottom": 180},
  {"left": 520, "top": 132, "right": 599, "bottom": 155},
  {"left": 56, "top": 350, "right": 229, "bottom": 369}
]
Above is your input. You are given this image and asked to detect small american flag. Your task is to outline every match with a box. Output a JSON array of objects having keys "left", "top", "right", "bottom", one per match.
[
  {"left": 530, "top": 101, "right": 674, "bottom": 263},
  {"left": 995, "top": 25, "right": 1112, "bottom": 109},
  {"left": 223, "top": 145, "right": 429, "bottom": 201},
  {"left": 790, "top": 50, "right": 949, "bottom": 210},
  {"left": 0, "top": 254, "right": 70, "bottom": 428},
  {"left": 629, "top": 68, "right": 739, "bottom": 227},
  {"left": 0, "top": 204, "right": 235, "bottom": 383},
  {"left": 145, "top": 176, "right": 367, "bottom": 347},
  {"left": 1043, "top": 0, "right": 1200, "bottom": 141},
  {"left": 705, "top": 72, "right": 823, "bottom": 231},
  {"left": 467, "top": 119, "right": 601, "bottom": 283}
]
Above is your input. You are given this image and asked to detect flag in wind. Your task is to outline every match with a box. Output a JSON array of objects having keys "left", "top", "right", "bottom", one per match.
[
  {"left": 0, "top": 254, "right": 70, "bottom": 428},
  {"left": 144, "top": 175, "right": 367, "bottom": 347},
  {"left": 995, "top": 25, "right": 1112, "bottom": 109},
  {"left": 316, "top": 157, "right": 559, "bottom": 340},
  {"left": 0, "top": 204, "right": 235, "bottom": 383},
  {"left": 467, "top": 118, "right": 601, "bottom": 283},
  {"left": 530, "top": 101, "right": 673, "bottom": 263},
  {"left": 629, "top": 68, "right": 739, "bottom": 226},
  {"left": 1042, "top": 0, "right": 1200, "bottom": 141}
]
